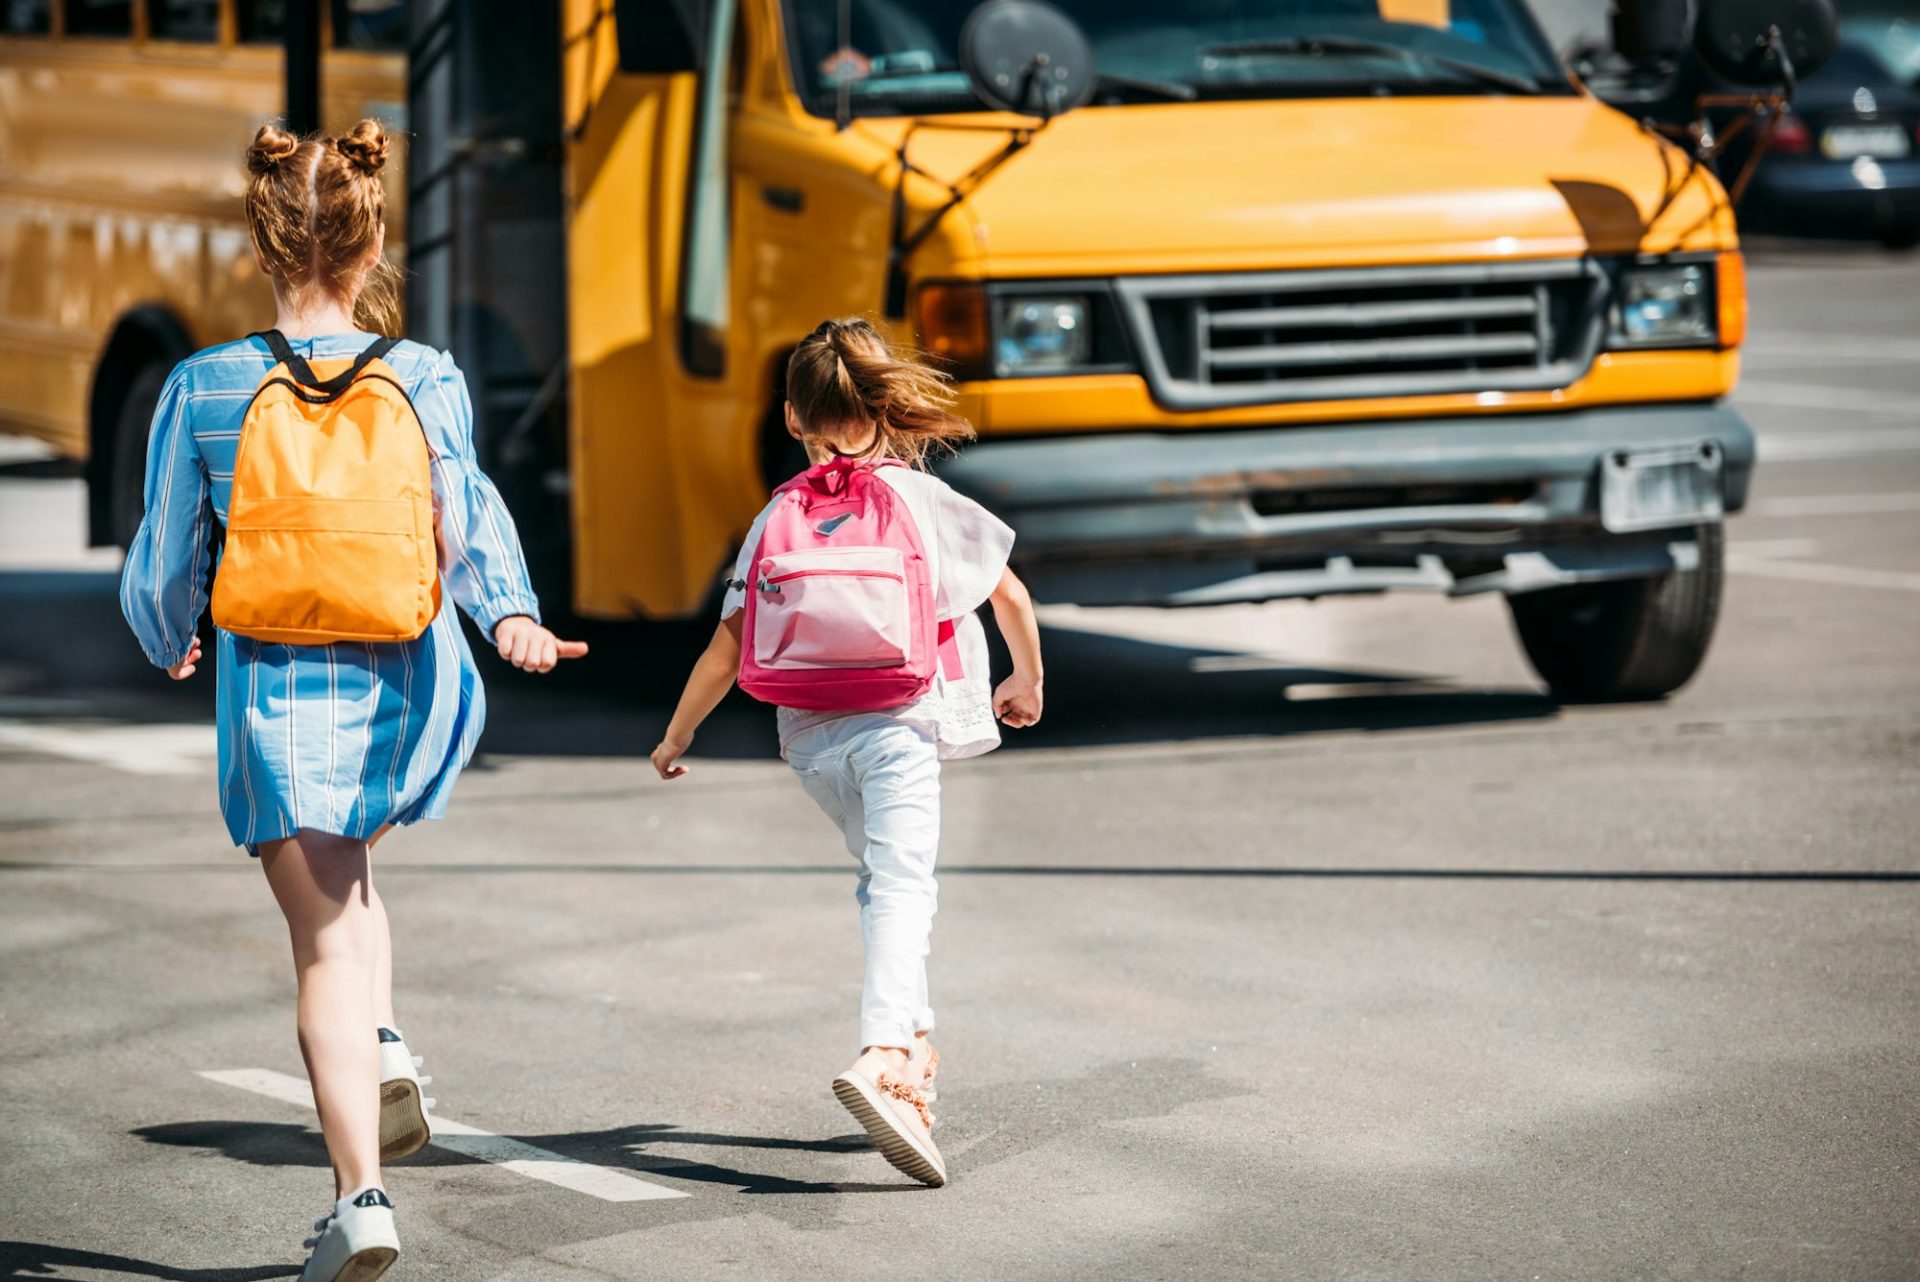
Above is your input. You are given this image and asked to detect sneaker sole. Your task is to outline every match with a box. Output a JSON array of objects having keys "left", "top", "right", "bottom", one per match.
[
  {"left": 305, "top": 1245, "right": 397, "bottom": 1282},
  {"left": 831, "top": 1074, "right": 946, "bottom": 1188},
  {"left": 379, "top": 1078, "right": 430, "bottom": 1162},
  {"left": 336, "top": 1247, "right": 398, "bottom": 1282}
]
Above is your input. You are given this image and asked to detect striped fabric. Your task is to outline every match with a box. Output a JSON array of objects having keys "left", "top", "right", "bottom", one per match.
[{"left": 120, "top": 332, "right": 543, "bottom": 850}]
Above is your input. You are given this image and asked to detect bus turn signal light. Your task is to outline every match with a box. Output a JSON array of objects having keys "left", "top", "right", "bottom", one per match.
[
  {"left": 915, "top": 283, "right": 990, "bottom": 377},
  {"left": 1717, "top": 251, "right": 1747, "bottom": 349}
]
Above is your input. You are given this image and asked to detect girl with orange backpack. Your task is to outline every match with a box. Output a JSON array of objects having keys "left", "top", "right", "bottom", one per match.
[{"left": 120, "top": 120, "right": 584, "bottom": 1282}]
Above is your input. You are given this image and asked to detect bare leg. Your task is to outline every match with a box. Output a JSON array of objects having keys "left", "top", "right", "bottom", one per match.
[
  {"left": 367, "top": 825, "right": 396, "bottom": 1030},
  {"left": 260, "top": 830, "right": 383, "bottom": 1199}
]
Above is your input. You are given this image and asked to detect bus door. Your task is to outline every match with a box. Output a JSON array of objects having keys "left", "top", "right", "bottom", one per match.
[
  {"left": 563, "top": 0, "right": 761, "bottom": 620},
  {"left": 407, "top": 0, "right": 570, "bottom": 594}
]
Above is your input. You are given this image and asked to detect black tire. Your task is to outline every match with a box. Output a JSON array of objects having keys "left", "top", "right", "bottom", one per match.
[
  {"left": 107, "top": 362, "right": 169, "bottom": 549},
  {"left": 1879, "top": 222, "right": 1920, "bottom": 252},
  {"left": 1507, "top": 525, "right": 1724, "bottom": 702}
]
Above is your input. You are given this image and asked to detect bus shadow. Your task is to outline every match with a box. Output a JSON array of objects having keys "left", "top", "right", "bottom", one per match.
[
  {"left": 0, "top": 569, "right": 1559, "bottom": 759},
  {"left": 476, "top": 618, "right": 1561, "bottom": 758}
]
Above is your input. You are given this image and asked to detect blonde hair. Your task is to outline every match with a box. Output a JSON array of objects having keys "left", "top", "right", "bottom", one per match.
[
  {"left": 786, "top": 317, "right": 974, "bottom": 469},
  {"left": 244, "top": 119, "right": 401, "bottom": 336}
]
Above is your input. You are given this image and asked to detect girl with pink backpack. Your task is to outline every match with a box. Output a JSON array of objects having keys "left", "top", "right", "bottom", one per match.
[{"left": 651, "top": 317, "right": 1044, "bottom": 1187}]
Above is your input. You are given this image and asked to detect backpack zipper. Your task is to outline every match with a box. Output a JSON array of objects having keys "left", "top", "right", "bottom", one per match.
[{"left": 758, "top": 567, "right": 904, "bottom": 593}]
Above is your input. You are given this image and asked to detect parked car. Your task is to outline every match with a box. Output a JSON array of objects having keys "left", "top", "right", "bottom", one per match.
[
  {"left": 1578, "top": 38, "right": 1920, "bottom": 249},
  {"left": 1839, "top": 0, "right": 1920, "bottom": 86},
  {"left": 1725, "top": 42, "right": 1920, "bottom": 248}
]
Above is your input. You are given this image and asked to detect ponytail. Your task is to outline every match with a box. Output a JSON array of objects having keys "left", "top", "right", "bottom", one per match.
[{"left": 785, "top": 317, "right": 974, "bottom": 469}]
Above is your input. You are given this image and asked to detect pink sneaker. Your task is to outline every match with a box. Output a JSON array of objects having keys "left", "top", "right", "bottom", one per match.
[{"left": 832, "top": 1059, "right": 946, "bottom": 1187}]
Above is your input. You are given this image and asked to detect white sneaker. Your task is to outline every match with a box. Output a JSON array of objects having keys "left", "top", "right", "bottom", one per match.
[
  {"left": 377, "top": 1027, "right": 434, "bottom": 1161},
  {"left": 300, "top": 1187, "right": 399, "bottom": 1282}
]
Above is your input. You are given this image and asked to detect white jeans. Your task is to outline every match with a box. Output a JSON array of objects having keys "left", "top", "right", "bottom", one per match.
[{"left": 786, "top": 714, "right": 941, "bottom": 1051}]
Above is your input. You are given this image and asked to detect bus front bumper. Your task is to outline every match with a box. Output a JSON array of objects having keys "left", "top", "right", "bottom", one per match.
[{"left": 938, "top": 403, "right": 1754, "bottom": 607}]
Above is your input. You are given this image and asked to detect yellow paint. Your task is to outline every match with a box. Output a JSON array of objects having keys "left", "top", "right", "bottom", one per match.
[
  {"left": 4, "top": 0, "right": 1749, "bottom": 622},
  {"left": 1379, "top": 0, "right": 1450, "bottom": 28},
  {"left": 561, "top": 0, "right": 1743, "bottom": 617},
  {"left": 0, "top": 24, "right": 405, "bottom": 457}
]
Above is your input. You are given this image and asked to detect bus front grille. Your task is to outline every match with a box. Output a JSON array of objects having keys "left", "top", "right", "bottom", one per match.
[{"left": 1113, "top": 260, "right": 1608, "bottom": 412}]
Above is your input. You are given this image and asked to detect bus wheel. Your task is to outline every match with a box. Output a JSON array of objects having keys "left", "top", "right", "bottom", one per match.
[
  {"left": 1506, "top": 525, "right": 1724, "bottom": 702},
  {"left": 107, "top": 362, "right": 169, "bottom": 548}
]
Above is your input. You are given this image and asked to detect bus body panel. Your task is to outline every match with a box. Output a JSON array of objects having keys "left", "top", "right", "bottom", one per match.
[
  {"left": 0, "top": 31, "right": 404, "bottom": 459},
  {"left": 562, "top": 0, "right": 1746, "bottom": 619}
]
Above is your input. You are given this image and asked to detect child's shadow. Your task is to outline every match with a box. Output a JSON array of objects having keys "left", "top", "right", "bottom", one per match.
[
  {"left": 132, "top": 1119, "right": 914, "bottom": 1196},
  {"left": 0, "top": 1239, "right": 297, "bottom": 1280},
  {"left": 524, "top": 1123, "right": 919, "bottom": 1195}
]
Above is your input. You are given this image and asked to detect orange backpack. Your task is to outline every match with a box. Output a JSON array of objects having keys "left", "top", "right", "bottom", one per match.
[{"left": 210, "top": 331, "right": 441, "bottom": 645}]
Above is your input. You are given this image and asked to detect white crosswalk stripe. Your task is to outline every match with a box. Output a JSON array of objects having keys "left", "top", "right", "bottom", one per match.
[{"left": 197, "top": 1068, "right": 688, "bottom": 1203}]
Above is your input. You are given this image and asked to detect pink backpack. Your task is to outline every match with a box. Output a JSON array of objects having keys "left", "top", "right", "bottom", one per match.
[{"left": 738, "top": 459, "right": 957, "bottom": 712}]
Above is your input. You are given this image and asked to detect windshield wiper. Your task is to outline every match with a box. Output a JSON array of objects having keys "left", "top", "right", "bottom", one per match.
[
  {"left": 1094, "top": 71, "right": 1197, "bottom": 101},
  {"left": 1200, "top": 36, "right": 1542, "bottom": 96},
  {"left": 849, "top": 61, "right": 967, "bottom": 84},
  {"left": 844, "top": 63, "right": 1194, "bottom": 103}
]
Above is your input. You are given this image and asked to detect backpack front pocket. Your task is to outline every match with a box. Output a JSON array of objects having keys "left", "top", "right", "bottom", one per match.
[
  {"left": 213, "top": 495, "right": 439, "bottom": 643},
  {"left": 752, "top": 547, "right": 910, "bottom": 670}
]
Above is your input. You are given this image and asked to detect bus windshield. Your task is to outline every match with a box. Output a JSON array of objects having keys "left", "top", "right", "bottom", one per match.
[{"left": 782, "top": 0, "right": 1570, "bottom": 118}]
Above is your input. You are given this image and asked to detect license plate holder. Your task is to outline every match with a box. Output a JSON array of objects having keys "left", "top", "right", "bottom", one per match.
[
  {"left": 1599, "top": 442, "right": 1725, "bottom": 533},
  {"left": 1821, "top": 124, "right": 1910, "bottom": 160}
]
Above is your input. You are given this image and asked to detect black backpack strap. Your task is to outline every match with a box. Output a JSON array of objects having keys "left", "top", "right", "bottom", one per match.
[
  {"left": 252, "top": 328, "right": 308, "bottom": 381},
  {"left": 250, "top": 330, "right": 401, "bottom": 401}
]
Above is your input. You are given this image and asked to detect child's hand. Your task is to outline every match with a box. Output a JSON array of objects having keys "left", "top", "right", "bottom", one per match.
[
  {"left": 495, "top": 616, "right": 589, "bottom": 673},
  {"left": 167, "top": 636, "right": 203, "bottom": 681},
  {"left": 993, "top": 673, "right": 1044, "bottom": 728},
  {"left": 651, "top": 736, "right": 692, "bottom": 780}
]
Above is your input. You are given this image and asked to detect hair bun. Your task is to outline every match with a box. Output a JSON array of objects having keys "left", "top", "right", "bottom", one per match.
[
  {"left": 336, "top": 119, "right": 389, "bottom": 176},
  {"left": 246, "top": 123, "right": 300, "bottom": 176}
]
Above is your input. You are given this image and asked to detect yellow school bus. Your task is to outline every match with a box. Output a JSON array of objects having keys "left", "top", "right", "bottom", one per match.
[
  {"left": 0, "top": 0, "right": 406, "bottom": 544},
  {"left": 9, "top": 0, "right": 1824, "bottom": 700},
  {"left": 548, "top": 0, "right": 1796, "bottom": 698}
]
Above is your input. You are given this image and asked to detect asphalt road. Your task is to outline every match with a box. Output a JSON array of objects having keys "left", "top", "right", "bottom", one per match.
[{"left": 1, "top": 242, "right": 1916, "bottom": 1281}]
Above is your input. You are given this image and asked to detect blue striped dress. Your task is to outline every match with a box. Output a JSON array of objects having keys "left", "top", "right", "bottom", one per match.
[{"left": 120, "top": 332, "right": 543, "bottom": 851}]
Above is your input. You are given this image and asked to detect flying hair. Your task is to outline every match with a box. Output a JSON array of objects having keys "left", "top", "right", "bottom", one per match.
[{"left": 785, "top": 317, "right": 975, "bottom": 470}]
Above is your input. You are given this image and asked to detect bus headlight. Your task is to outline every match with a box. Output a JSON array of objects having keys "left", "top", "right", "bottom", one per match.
[
  {"left": 1611, "top": 263, "right": 1715, "bottom": 347},
  {"left": 994, "top": 296, "right": 1091, "bottom": 376}
]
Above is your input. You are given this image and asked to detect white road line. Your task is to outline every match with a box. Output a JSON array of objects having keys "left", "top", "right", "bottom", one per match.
[
  {"left": 1744, "top": 336, "right": 1920, "bottom": 362},
  {"left": 197, "top": 1069, "right": 688, "bottom": 1203},
  {"left": 1726, "top": 556, "right": 1920, "bottom": 594},
  {"left": 1727, "top": 538, "right": 1821, "bottom": 558},
  {"left": 1737, "top": 382, "right": 1916, "bottom": 416},
  {"left": 1758, "top": 429, "right": 1920, "bottom": 461},
  {"left": 1752, "top": 491, "right": 1920, "bottom": 518},
  {"left": 0, "top": 720, "right": 216, "bottom": 776}
]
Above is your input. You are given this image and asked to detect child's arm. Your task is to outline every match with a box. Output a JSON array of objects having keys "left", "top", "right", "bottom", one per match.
[
  {"left": 651, "top": 615, "right": 743, "bottom": 779},
  {"left": 988, "top": 567, "right": 1044, "bottom": 728}
]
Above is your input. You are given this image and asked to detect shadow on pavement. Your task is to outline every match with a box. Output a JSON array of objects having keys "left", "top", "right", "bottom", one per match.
[
  {"left": 0, "top": 1240, "right": 297, "bottom": 1280},
  {"left": 131, "top": 1118, "right": 906, "bottom": 1197},
  {"left": 131, "top": 1120, "right": 480, "bottom": 1170},
  {"left": 507, "top": 1122, "right": 918, "bottom": 1195},
  {"left": 2, "top": 569, "right": 1561, "bottom": 761}
]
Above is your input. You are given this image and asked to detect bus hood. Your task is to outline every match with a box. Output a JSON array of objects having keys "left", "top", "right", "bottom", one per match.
[{"left": 931, "top": 95, "right": 1729, "bottom": 273}]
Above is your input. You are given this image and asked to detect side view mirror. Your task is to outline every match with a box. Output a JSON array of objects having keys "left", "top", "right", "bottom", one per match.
[
  {"left": 1693, "top": 0, "right": 1836, "bottom": 86},
  {"left": 1610, "top": 0, "right": 1691, "bottom": 64},
  {"left": 1609, "top": 0, "right": 1837, "bottom": 87},
  {"left": 958, "top": 0, "right": 1096, "bottom": 119}
]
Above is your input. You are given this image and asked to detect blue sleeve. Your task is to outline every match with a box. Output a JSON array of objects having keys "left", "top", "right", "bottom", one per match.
[
  {"left": 119, "top": 367, "right": 212, "bottom": 668},
  {"left": 415, "top": 349, "right": 542, "bottom": 642}
]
